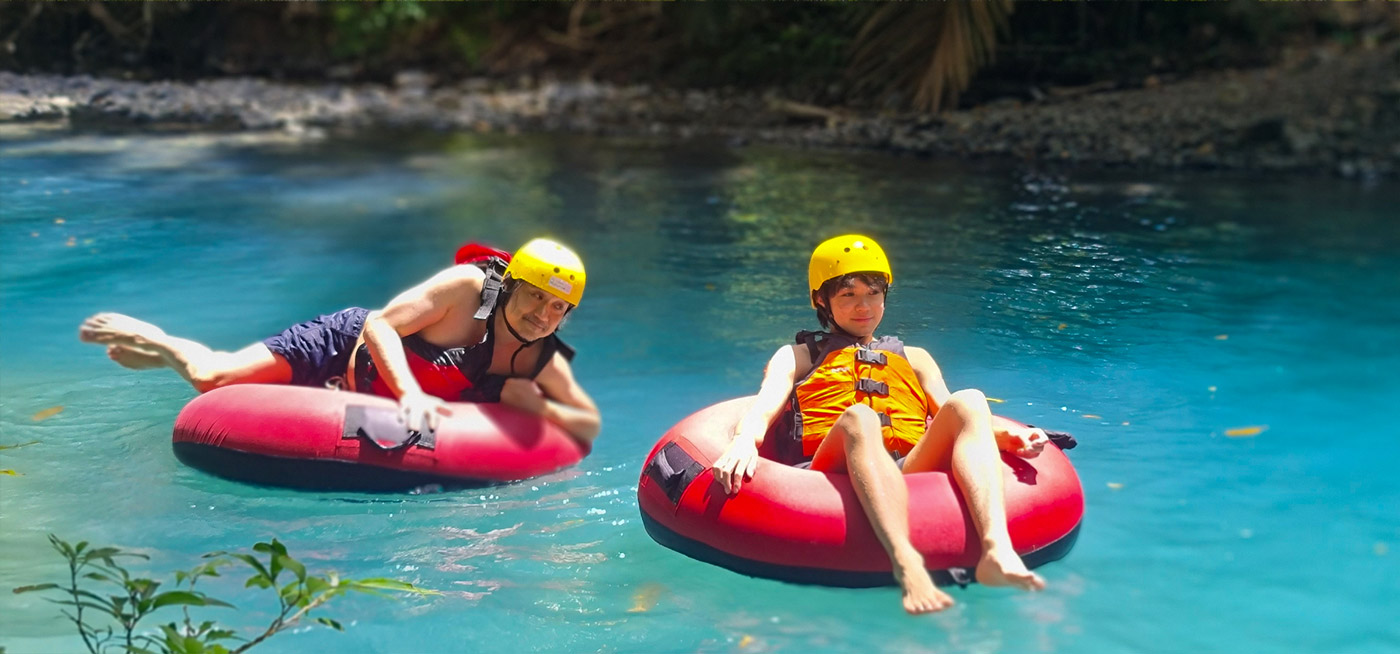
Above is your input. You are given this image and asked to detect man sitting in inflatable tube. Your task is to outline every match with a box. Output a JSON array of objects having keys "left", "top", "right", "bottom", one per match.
[
  {"left": 78, "top": 238, "right": 601, "bottom": 446},
  {"left": 710, "top": 235, "right": 1049, "bottom": 615}
]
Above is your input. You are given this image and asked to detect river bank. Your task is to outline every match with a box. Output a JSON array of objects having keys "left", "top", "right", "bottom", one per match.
[{"left": 2, "top": 42, "right": 1396, "bottom": 180}]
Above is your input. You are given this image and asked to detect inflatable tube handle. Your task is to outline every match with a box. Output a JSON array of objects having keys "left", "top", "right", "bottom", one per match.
[
  {"left": 1045, "top": 430, "right": 1076, "bottom": 451},
  {"left": 1027, "top": 424, "right": 1077, "bottom": 451},
  {"left": 644, "top": 442, "right": 704, "bottom": 506},
  {"left": 343, "top": 405, "right": 437, "bottom": 451}
]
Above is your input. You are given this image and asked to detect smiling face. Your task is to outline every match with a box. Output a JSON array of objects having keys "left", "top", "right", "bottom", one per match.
[
  {"left": 816, "top": 274, "right": 887, "bottom": 341},
  {"left": 503, "top": 281, "right": 573, "bottom": 341}
]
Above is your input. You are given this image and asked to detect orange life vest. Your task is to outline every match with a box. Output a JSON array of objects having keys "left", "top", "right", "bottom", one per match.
[{"left": 790, "top": 331, "right": 937, "bottom": 458}]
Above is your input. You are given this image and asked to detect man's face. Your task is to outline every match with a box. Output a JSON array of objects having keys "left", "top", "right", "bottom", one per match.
[
  {"left": 825, "top": 277, "right": 885, "bottom": 338},
  {"left": 505, "top": 282, "right": 572, "bottom": 341}
]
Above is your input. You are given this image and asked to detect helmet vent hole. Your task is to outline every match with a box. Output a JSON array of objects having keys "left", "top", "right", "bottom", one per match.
[
  {"left": 554, "top": 267, "right": 561, "bottom": 273},
  {"left": 843, "top": 247, "right": 850, "bottom": 253}
]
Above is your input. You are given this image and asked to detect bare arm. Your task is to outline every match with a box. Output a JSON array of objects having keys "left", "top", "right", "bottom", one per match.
[
  {"left": 712, "top": 345, "right": 799, "bottom": 495},
  {"left": 905, "top": 346, "right": 952, "bottom": 409},
  {"left": 505, "top": 352, "right": 602, "bottom": 446},
  {"left": 362, "top": 266, "right": 484, "bottom": 430},
  {"left": 736, "top": 345, "right": 799, "bottom": 448}
]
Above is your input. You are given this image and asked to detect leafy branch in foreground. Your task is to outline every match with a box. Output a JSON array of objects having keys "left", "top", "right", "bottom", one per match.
[{"left": 14, "top": 535, "right": 434, "bottom": 654}]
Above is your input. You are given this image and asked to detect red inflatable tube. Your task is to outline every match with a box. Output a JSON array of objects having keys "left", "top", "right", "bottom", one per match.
[
  {"left": 638, "top": 397, "right": 1084, "bottom": 587},
  {"left": 172, "top": 384, "right": 588, "bottom": 491}
]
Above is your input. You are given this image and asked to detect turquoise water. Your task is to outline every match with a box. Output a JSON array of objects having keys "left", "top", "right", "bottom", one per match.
[{"left": 2, "top": 127, "right": 1398, "bottom": 653}]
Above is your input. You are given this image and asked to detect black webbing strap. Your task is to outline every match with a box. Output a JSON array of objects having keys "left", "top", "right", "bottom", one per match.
[
  {"left": 878, "top": 412, "right": 892, "bottom": 428},
  {"left": 342, "top": 404, "right": 437, "bottom": 450},
  {"left": 855, "top": 378, "right": 889, "bottom": 396},
  {"left": 472, "top": 258, "right": 508, "bottom": 321},
  {"left": 644, "top": 442, "right": 704, "bottom": 506}
]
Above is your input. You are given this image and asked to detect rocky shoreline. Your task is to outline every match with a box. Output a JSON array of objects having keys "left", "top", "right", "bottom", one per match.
[{"left": 2, "top": 43, "right": 1397, "bottom": 180}]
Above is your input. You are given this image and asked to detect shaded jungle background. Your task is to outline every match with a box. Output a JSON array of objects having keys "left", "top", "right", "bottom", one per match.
[{"left": 4, "top": 1, "right": 1398, "bottom": 113}]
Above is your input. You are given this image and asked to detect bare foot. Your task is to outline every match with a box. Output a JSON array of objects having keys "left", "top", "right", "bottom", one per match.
[
  {"left": 107, "top": 344, "right": 166, "bottom": 370},
  {"left": 79, "top": 313, "right": 167, "bottom": 349},
  {"left": 894, "top": 556, "right": 955, "bottom": 615},
  {"left": 974, "top": 545, "right": 1046, "bottom": 592}
]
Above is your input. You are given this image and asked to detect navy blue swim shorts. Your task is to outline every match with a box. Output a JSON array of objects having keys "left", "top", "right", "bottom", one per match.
[{"left": 262, "top": 307, "right": 369, "bottom": 388}]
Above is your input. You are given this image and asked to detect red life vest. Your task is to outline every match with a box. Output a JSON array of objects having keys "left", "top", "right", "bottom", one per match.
[{"left": 353, "top": 243, "right": 574, "bottom": 403}]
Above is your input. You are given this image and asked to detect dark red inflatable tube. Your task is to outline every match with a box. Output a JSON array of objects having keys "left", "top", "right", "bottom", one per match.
[
  {"left": 638, "top": 397, "right": 1084, "bottom": 587},
  {"left": 172, "top": 384, "right": 588, "bottom": 491}
]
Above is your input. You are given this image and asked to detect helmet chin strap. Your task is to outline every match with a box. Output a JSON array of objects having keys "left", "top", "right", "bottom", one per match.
[
  {"left": 497, "top": 290, "right": 540, "bottom": 376},
  {"left": 500, "top": 311, "right": 539, "bottom": 347}
]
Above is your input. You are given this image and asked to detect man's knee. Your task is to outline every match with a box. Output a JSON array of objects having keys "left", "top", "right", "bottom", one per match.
[
  {"left": 188, "top": 368, "right": 232, "bottom": 393},
  {"left": 187, "top": 355, "right": 249, "bottom": 393}
]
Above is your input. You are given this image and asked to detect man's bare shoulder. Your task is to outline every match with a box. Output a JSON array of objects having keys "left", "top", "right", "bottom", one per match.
[{"left": 422, "top": 264, "right": 486, "bottom": 294}]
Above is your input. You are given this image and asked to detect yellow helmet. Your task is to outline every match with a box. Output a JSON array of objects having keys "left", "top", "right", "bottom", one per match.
[
  {"left": 504, "top": 238, "right": 586, "bottom": 306},
  {"left": 808, "top": 234, "right": 892, "bottom": 308}
]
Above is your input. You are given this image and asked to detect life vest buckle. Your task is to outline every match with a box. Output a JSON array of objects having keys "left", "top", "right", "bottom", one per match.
[
  {"left": 854, "top": 349, "right": 887, "bottom": 365},
  {"left": 855, "top": 378, "right": 889, "bottom": 396}
]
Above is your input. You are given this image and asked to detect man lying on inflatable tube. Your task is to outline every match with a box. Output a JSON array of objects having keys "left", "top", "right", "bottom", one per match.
[
  {"left": 709, "top": 234, "right": 1049, "bottom": 615},
  {"left": 79, "top": 238, "right": 601, "bottom": 446}
]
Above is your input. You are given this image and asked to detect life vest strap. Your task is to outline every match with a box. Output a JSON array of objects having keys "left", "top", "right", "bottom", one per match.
[{"left": 472, "top": 257, "right": 509, "bottom": 321}]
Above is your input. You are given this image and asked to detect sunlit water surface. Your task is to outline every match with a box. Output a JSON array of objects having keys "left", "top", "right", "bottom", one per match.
[{"left": 2, "top": 127, "right": 1397, "bottom": 653}]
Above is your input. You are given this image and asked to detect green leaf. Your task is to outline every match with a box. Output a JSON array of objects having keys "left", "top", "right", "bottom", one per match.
[
  {"left": 12, "top": 583, "right": 61, "bottom": 594},
  {"left": 279, "top": 580, "right": 305, "bottom": 605},
  {"left": 83, "top": 546, "right": 122, "bottom": 558},
  {"left": 304, "top": 576, "right": 330, "bottom": 596},
  {"left": 275, "top": 553, "right": 306, "bottom": 583},
  {"left": 349, "top": 578, "right": 427, "bottom": 593},
  {"left": 228, "top": 553, "right": 270, "bottom": 580},
  {"left": 152, "top": 590, "right": 233, "bottom": 609},
  {"left": 315, "top": 616, "right": 344, "bottom": 631},
  {"left": 48, "top": 535, "right": 76, "bottom": 558},
  {"left": 133, "top": 578, "right": 160, "bottom": 600}
]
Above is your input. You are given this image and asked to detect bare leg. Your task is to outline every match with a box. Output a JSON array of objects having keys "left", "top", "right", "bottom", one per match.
[
  {"left": 80, "top": 312, "right": 292, "bottom": 392},
  {"left": 811, "top": 404, "right": 954, "bottom": 615},
  {"left": 904, "top": 389, "right": 1046, "bottom": 591},
  {"left": 107, "top": 344, "right": 165, "bottom": 370}
]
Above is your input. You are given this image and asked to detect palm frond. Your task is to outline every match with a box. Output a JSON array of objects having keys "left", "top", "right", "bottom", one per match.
[{"left": 849, "top": 1, "right": 1013, "bottom": 113}]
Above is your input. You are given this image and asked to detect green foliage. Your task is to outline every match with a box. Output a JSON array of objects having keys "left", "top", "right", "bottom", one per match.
[
  {"left": 329, "top": 1, "right": 430, "bottom": 60},
  {"left": 15, "top": 535, "right": 432, "bottom": 654}
]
